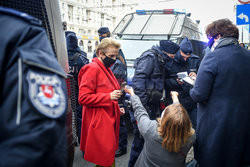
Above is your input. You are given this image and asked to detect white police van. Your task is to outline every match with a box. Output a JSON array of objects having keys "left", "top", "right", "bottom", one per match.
[{"left": 112, "top": 9, "right": 206, "bottom": 85}]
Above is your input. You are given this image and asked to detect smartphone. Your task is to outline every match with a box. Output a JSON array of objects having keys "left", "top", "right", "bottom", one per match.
[
  {"left": 120, "top": 82, "right": 126, "bottom": 91},
  {"left": 125, "top": 85, "right": 132, "bottom": 89}
]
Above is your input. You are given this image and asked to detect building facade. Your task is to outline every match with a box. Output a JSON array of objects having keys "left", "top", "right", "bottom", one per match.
[{"left": 59, "top": 0, "right": 137, "bottom": 55}]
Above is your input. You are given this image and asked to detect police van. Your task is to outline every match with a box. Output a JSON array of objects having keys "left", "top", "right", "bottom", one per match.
[{"left": 112, "top": 9, "right": 206, "bottom": 85}]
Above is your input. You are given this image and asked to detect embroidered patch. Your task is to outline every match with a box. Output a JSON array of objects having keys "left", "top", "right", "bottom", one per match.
[{"left": 26, "top": 70, "right": 66, "bottom": 118}]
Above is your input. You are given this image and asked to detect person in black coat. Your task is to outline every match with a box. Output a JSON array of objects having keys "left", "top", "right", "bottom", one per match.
[
  {"left": 65, "top": 31, "right": 89, "bottom": 144},
  {"left": 165, "top": 37, "right": 200, "bottom": 129},
  {"left": 0, "top": 7, "right": 67, "bottom": 167},
  {"left": 190, "top": 19, "right": 250, "bottom": 167},
  {"left": 110, "top": 55, "right": 128, "bottom": 157}
]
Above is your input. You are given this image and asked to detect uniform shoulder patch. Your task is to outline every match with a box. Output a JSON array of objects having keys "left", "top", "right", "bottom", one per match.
[{"left": 26, "top": 70, "right": 66, "bottom": 118}]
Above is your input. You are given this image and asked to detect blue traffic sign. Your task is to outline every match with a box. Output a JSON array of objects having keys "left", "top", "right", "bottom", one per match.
[{"left": 236, "top": 4, "right": 250, "bottom": 25}]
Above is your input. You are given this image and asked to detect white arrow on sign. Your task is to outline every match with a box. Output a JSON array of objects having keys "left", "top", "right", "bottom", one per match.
[
  {"left": 238, "top": 13, "right": 249, "bottom": 22},
  {"left": 238, "top": 0, "right": 250, "bottom": 4}
]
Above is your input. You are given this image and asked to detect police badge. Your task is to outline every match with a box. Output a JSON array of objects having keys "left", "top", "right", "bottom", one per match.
[{"left": 26, "top": 70, "right": 66, "bottom": 118}]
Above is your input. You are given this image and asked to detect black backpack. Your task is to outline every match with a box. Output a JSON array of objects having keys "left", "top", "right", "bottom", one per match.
[{"left": 68, "top": 52, "right": 89, "bottom": 81}]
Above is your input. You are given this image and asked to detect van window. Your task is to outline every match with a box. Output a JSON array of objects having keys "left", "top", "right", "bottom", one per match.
[{"left": 113, "top": 10, "right": 202, "bottom": 41}]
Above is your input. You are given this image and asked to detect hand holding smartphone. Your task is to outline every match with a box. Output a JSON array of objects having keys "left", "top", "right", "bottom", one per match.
[
  {"left": 124, "top": 85, "right": 134, "bottom": 96},
  {"left": 120, "top": 82, "right": 126, "bottom": 92}
]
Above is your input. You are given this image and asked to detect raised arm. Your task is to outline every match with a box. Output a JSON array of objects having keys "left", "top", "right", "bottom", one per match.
[{"left": 125, "top": 86, "right": 153, "bottom": 137}]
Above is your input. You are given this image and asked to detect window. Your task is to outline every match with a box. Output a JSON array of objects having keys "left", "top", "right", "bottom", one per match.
[
  {"left": 113, "top": 12, "right": 188, "bottom": 40},
  {"left": 79, "top": 40, "right": 83, "bottom": 46},
  {"left": 68, "top": 5, "right": 73, "bottom": 22},
  {"left": 79, "top": 29, "right": 83, "bottom": 34},
  {"left": 101, "top": 13, "right": 104, "bottom": 26},
  {"left": 113, "top": 17, "right": 116, "bottom": 27},
  {"left": 82, "top": 8, "right": 84, "bottom": 15},
  {"left": 86, "top": 10, "right": 90, "bottom": 23},
  {"left": 88, "top": 41, "right": 92, "bottom": 52}
]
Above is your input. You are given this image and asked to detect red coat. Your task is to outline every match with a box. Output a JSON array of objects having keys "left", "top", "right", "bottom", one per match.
[{"left": 78, "top": 58, "right": 120, "bottom": 166}]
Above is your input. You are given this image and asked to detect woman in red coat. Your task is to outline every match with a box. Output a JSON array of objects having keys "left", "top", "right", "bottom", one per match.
[{"left": 78, "top": 38, "right": 123, "bottom": 166}]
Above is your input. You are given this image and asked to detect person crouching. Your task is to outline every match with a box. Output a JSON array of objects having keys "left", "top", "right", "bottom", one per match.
[{"left": 124, "top": 86, "right": 195, "bottom": 167}]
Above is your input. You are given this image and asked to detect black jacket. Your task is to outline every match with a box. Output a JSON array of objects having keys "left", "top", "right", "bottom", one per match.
[
  {"left": 0, "top": 7, "right": 67, "bottom": 167},
  {"left": 165, "top": 51, "right": 200, "bottom": 112}
]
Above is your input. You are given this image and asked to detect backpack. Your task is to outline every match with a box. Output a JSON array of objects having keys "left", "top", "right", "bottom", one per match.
[
  {"left": 134, "top": 49, "right": 165, "bottom": 72},
  {"left": 134, "top": 49, "right": 167, "bottom": 110},
  {"left": 68, "top": 52, "right": 89, "bottom": 81}
]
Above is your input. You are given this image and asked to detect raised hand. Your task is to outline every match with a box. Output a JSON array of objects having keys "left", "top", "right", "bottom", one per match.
[{"left": 124, "top": 85, "right": 135, "bottom": 96}]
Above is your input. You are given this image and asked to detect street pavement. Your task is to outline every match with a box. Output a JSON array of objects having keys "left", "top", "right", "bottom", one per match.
[
  {"left": 73, "top": 132, "right": 193, "bottom": 167},
  {"left": 73, "top": 132, "right": 133, "bottom": 167}
]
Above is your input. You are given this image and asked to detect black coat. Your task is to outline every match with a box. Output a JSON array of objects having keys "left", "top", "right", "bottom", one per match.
[
  {"left": 165, "top": 52, "right": 200, "bottom": 112},
  {"left": 132, "top": 46, "right": 167, "bottom": 119},
  {"left": 190, "top": 38, "right": 250, "bottom": 167}
]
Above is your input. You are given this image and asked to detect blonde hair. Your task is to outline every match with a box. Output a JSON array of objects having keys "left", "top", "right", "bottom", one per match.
[
  {"left": 96, "top": 38, "right": 120, "bottom": 55},
  {"left": 157, "top": 104, "right": 195, "bottom": 152}
]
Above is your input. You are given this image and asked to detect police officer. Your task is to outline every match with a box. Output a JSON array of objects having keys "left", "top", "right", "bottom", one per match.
[
  {"left": 111, "top": 55, "right": 128, "bottom": 157},
  {"left": 65, "top": 31, "right": 89, "bottom": 144},
  {"left": 93, "top": 27, "right": 127, "bottom": 66},
  {"left": 93, "top": 27, "right": 111, "bottom": 58},
  {"left": 0, "top": 7, "right": 67, "bottom": 167},
  {"left": 165, "top": 37, "right": 200, "bottom": 129},
  {"left": 129, "top": 40, "right": 179, "bottom": 167}
]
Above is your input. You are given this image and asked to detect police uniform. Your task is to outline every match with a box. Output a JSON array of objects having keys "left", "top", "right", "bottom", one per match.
[
  {"left": 129, "top": 40, "right": 179, "bottom": 167},
  {"left": 165, "top": 37, "right": 200, "bottom": 129},
  {"left": 93, "top": 27, "right": 111, "bottom": 58},
  {"left": 0, "top": 7, "right": 67, "bottom": 167},
  {"left": 65, "top": 31, "right": 89, "bottom": 144},
  {"left": 110, "top": 58, "right": 128, "bottom": 157}
]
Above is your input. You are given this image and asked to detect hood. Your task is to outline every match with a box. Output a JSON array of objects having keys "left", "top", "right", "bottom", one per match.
[{"left": 65, "top": 31, "right": 78, "bottom": 51}]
